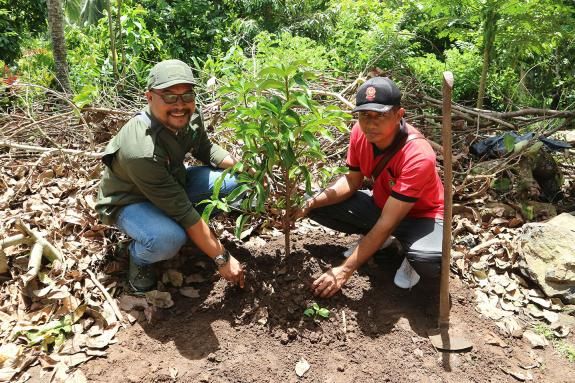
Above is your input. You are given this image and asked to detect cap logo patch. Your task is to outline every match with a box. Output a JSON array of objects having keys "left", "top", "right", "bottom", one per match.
[{"left": 365, "top": 86, "right": 377, "bottom": 101}]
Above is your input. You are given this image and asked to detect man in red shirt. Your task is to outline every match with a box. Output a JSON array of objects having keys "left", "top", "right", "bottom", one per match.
[{"left": 298, "top": 77, "right": 444, "bottom": 298}]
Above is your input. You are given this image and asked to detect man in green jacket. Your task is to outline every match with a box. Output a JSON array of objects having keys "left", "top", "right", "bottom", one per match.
[{"left": 95, "top": 59, "right": 244, "bottom": 292}]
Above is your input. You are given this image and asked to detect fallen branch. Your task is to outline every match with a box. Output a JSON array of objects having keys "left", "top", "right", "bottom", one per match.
[
  {"left": 468, "top": 238, "right": 500, "bottom": 257},
  {"left": 16, "top": 220, "right": 64, "bottom": 263},
  {"left": 0, "top": 140, "right": 101, "bottom": 159},
  {"left": 85, "top": 269, "right": 125, "bottom": 326},
  {"left": 81, "top": 107, "right": 134, "bottom": 116},
  {"left": 310, "top": 89, "right": 354, "bottom": 109},
  {"left": 0, "top": 234, "right": 33, "bottom": 248},
  {"left": 21, "top": 242, "right": 44, "bottom": 284}
]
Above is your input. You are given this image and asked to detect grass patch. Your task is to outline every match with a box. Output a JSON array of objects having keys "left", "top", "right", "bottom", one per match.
[{"left": 533, "top": 323, "right": 575, "bottom": 362}]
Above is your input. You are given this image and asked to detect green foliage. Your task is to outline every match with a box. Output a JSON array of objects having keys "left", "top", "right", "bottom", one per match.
[
  {"left": 255, "top": 32, "right": 330, "bottom": 71},
  {"left": 16, "top": 40, "right": 55, "bottom": 87},
  {"left": 304, "top": 302, "right": 330, "bottom": 319},
  {"left": 230, "top": 0, "right": 336, "bottom": 43},
  {"left": 0, "top": 0, "right": 47, "bottom": 64},
  {"left": 139, "top": 0, "right": 233, "bottom": 60},
  {"left": 491, "top": 178, "right": 511, "bottom": 193},
  {"left": 65, "top": 0, "right": 106, "bottom": 26},
  {"left": 12, "top": 305, "right": 86, "bottom": 352},
  {"left": 65, "top": 2, "right": 164, "bottom": 92},
  {"left": 407, "top": 44, "right": 481, "bottom": 102},
  {"left": 217, "top": 60, "right": 350, "bottom": 251}
]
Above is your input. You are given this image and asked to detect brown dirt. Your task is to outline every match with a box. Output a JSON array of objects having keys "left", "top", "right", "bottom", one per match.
[{"left": 28, "top": 231, "right": 575, "bottom": 382}]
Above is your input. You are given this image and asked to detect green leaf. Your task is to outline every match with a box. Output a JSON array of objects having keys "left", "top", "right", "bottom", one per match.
[
  {"left": 259, "top": 79, "right": 286, "bottom": 92},
  {"left": 312, "top": 302, "right": 320, "bottom": 311},
  {"left": 258, "top": 66, "right": 285, "bottom": 78},
  {"left": 317, "top": 308, "right": 330, "bottom": 318},
  {"left": 296, "top": 94, "right": 313, "bottom": 110},
  {"left": 302, "top": 131, "right": 319, "bottom": 149},
  {"left": 303, "top": 308, "right": 315, "bottom": 317},
  {"left": 502, "top": 133, "right": 516, "bottom": 153},
  {"left": 225, "top": 184, "right": 251, "bottom": 204},
  {"left": 255, "top": 182, "right": 266, "bottom": 212},
  {"left": 234, "top": 214, "right": 249, "bottom": 239}
]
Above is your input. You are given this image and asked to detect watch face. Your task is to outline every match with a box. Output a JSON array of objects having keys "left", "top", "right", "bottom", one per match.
[{"left": 215, "top": 253, "right": 229, "bottom": 266}]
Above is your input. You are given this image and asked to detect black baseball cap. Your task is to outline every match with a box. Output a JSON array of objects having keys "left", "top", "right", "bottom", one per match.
[{"left": 352, "top": 77, "right": 402, "bottom": 113}]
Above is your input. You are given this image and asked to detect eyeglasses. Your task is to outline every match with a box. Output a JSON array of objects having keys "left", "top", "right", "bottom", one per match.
[{"left": 151, "top": 89, "right": 196, "bottom": 104}]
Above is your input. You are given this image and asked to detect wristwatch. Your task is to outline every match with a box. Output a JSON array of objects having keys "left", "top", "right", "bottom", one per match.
[{"left": 213, "top": 249, "right": 230, "bottom": 268}]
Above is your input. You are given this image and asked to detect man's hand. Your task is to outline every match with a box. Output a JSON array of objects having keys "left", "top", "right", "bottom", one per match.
[
  {"left": 292, "top": 204, "right": 311, "bottom": 222},
  {"left": 311, "top": 266, "right": 351, "bottom": 298},
  {"left": 218, "top": 255, "right": 245, "bottom": 288}
]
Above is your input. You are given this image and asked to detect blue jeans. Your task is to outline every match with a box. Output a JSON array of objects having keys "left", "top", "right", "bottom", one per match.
[
  {"left": 308, "top": 190, "right": 443, "bottom": 279},
  {"left": 116, "top": 166, "right": 238, "bottom": 266}
]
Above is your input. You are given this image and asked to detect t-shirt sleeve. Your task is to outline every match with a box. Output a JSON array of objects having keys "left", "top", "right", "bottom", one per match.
[
  {"left": 346, "top": 123, "right": 361, "bottom": 171},
  {"left": 391, "top": 152, "right": 435, "bottom": 203},
  {"left": 190, "top": 111, "right": 229, "bottom": 167},
  {"left": 123, "top": 156, "right": 201, "bottom": 228}
]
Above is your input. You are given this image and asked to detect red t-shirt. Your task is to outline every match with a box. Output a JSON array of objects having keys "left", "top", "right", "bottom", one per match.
[{"left": 346, "top": 120, "right": 444, "bottom": 219}]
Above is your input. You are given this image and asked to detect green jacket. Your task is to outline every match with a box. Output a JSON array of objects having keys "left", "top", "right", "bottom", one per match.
[{"left": 95, "top": 106, "right": 229, "bottom": 228}]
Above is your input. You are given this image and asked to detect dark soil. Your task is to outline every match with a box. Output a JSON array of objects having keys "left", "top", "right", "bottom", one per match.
[{"left": 29, "top": 231, "right": 575, "bottom": 382}]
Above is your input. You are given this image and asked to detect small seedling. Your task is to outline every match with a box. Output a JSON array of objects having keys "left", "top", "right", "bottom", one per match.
[{"left": 304, "top": 303, "right": 330, "bottom": 319}]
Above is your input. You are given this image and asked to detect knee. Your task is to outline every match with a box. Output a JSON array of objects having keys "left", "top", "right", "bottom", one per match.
[
  {"left": 406, "top": 253, "right": 442, "bottom": 279},
  {"left": 142, "top": 228, "right": 187, "bottom": 262},
  {"left": 220, "top": 174, "right": 239, "bottom": 196}
]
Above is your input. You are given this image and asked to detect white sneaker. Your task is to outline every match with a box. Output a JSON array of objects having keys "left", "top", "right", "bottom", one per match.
[
  {"left": 342, "top": 236, "right": 395, "bottom": 258},
  {"left": 394, "top": 257, "right": 420, "bottom": 289}
]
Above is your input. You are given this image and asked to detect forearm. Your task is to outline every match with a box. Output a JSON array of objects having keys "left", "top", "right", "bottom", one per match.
[
  {"left": 217, "top": 154, "right": 236, "bottom": 169},
  {"left": 307, "top": 174, "right": 359, "bottom": 210},
  {"left": 185, "top": 219, "right": 224, "bottom": 258},
  {"left": 340, "top": 220, "right": 394, "bottom": 275},
  {"left": 340, "top": 196, "right": 414, "bottom": 275}
]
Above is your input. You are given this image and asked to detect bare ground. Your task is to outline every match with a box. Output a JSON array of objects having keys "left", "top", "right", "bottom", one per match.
[{"left": 25, "top": 231, "right": 575, "bottom": 383}]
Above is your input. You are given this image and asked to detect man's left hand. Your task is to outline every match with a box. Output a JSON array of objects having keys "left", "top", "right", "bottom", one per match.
[
  {"left": 218, "top": 255, "right": 245, "bottom": 288},
  {"left": 312, "top": 266, "right": 350, "bottom": 298}
]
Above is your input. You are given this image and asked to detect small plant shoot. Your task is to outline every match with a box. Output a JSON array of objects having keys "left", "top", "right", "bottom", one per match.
[{"left": 304, "top": 302, "right": 330, "bottom": 319}]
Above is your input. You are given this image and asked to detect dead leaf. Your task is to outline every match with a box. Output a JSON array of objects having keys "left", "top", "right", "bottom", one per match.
[
  {"left": 162, "top": 269, "right": 183, "bottom": 287},
  {"left": 485, "top": 333, "right": 508, "bottom": 347},
  {"left": 86, "top": 323, "right": 120, "bottom": 349},
  {"left": 185, "top": 273, "right": 206, "bottom": 284},
  {"left": 500, "top": 366, "right": 533, "bottom": 381},
  {"left": 542, "top": 310, "right": 559, "bottom": 324},
  {"left": 179, "top": 287, "right": 200, "bottom": 298},
  {"left": 522, "top": 330, "right": 548, "bottom": 348},
  {"left": 145, "top": 290, "right": 174, "bottom": 309},
  {"left": 118, "top": 295, "right": 148, "bottom": 311},
  {"left": 85, "top": 349, "right": 107, "bottom": 357},
  {"left": 496, "top": 316, "right": 523, "bottom": 338}
]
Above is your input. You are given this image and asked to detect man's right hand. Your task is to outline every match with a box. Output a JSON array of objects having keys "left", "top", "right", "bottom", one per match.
[{"left": 218, "top": 255, "right": 245, "bottom": 288}]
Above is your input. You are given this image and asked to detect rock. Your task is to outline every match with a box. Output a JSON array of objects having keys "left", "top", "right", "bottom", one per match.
[
  {"left": 295, "top": 357, "right": 310, "bottom": 377},
  {"left": 280, "top": 333, "right": 289, "bottom": 345},
  {"left": 522, "top": 330, "right": 548, "bottom": 348},
  {"left": 518, "top": 213, "right": 575, "bottom": 303}
]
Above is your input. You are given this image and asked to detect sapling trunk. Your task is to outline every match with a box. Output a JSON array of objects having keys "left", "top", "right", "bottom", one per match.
[{"left": 283, "top": 166, "right": 292, "bottom": 257}]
